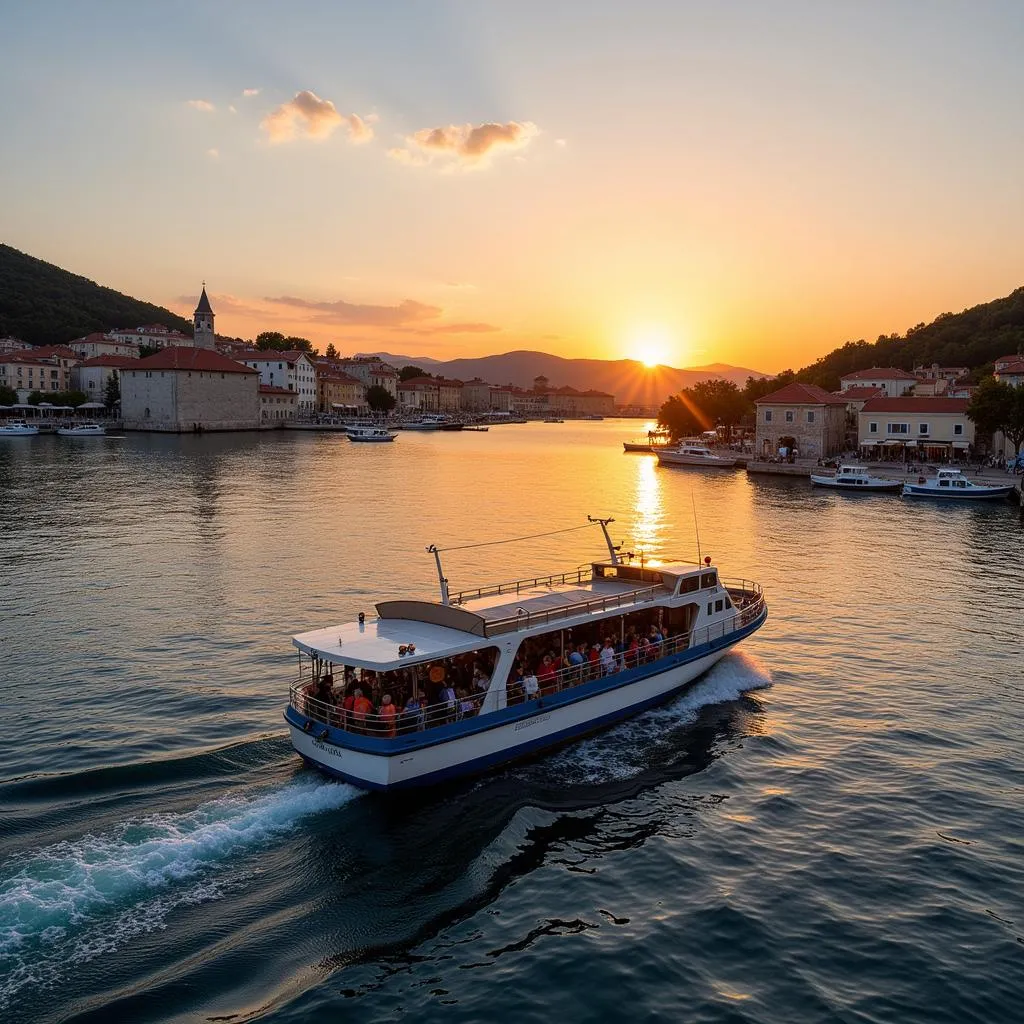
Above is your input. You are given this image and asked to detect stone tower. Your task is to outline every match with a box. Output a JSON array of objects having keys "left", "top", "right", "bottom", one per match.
[{"left": 194, "top": 284, "right": 215, "bottom": 350}]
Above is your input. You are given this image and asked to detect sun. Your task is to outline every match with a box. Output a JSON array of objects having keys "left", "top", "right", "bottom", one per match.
[{"left": 629, "top": 327, "right": 674, "bottom": 369}]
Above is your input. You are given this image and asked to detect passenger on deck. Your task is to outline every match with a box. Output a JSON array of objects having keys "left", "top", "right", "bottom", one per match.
[
  {"left": 522, "top": 670, "right": 540, "bottom": 701},
  {"left": 440, "top": 681, "right": 458, "bottom": 721},
  {"left": 648, "top": 624, "right": 663, "bottom": 646},
  {"left": 378, "top": 694, "right": 397, "bottom": 737},
  {"left": 600, "top": 638, "right": 617, "bottom": 675},
  {"left": 537, "top": 653, "right": 558, "bottom": 694},
  {"left": 568, "top": 644, "right": 585, "bottom": 668},
  {"left": 352, "top": 689, "right": 374, "bottom": 732},
  {"left": 457, "top": 688, "right": 477, "bottom": 720},
  {"left": 403, "top": 692, "right": 426, "bottom": 731},
  {"left": 472, "top": 665, "right": 491, "bottom": 693}
]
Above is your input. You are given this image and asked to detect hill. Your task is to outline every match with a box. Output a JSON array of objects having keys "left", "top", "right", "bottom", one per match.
[
  {"left": 0, "top": 244, "right": 192, "bottom": 346},
  {"left": 796, "top": 287, "right": 1024, "bottom": 391},
  {"left": 364, "top": 350, "right": 767, "bottom": 404}
]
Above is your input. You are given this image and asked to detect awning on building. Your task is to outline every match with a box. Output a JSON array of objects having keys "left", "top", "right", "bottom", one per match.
[{"left": 951, "top": 440, "right": 971, "bottom": 449}]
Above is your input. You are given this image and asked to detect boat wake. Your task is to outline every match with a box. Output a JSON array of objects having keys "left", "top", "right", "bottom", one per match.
[
  {"left": 538, "top": 650, "right": 773, "bottom": 786},
  {"left": 0, "top": 777, "right": 360, "bottom": 1008}
]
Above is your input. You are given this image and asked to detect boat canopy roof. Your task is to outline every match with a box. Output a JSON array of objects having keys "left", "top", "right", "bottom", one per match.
[{"left": 293, "top": 558, "right": 714, "bottom": 668}]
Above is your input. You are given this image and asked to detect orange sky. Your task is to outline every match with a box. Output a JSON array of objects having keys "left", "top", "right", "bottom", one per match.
[{"left": 3, "top": 3, "right": 1022, "bottom": 373}]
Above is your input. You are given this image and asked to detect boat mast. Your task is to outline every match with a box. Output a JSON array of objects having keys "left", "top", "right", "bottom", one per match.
[
  {"left": 588, "top": 515, "right": 620, "bottom": 565},
  {"left": 426, "top": 544, "right": 450, "bottom": 604}
]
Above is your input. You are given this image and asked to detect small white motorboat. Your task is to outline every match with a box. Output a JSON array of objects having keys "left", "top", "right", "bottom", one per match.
[
  {"left": 347, "top": 426, "right": 396, "bottom": 443},
  {"left": 0, "top": 419, "right": 40, "bottom": 436},
  {"left": 655, "top": 444, "right": 737, "bottom": 468},
  {"left": 902, "top": 467, "right": 1014, "bottom": 500},
  {"left": 57, "top": 423, "right": 106, "bottom": 437},
  {"left": 810, "top": 464, "right": 902, "bottom": 492}
]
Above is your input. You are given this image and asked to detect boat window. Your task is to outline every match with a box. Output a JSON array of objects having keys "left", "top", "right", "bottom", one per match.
[
  {"left": 700, "top": 571, "right": 717, "bottom": 588},
  {"left": 678, "top": 575, "right": 700, "bottom": 594},
  {"left": 939, "top": 480, "right": 949, "bottom": 487},
  {"left": 715, "top": 599, "right": 724, "bottom": 612},
  {"left": 707, "top": 602, "right": 713, "bottom": 615},
  {"left": 724, "top": 596, "right": 732, "bottom": 609}
]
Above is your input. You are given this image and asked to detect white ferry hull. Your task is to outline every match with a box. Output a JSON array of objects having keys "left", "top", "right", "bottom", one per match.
[
  {"left": 287, "top": 643, "right": 737, "bottom": 790},
  {"left": 809, "top": 475, "right": 902, "bottom": 492},
  {"left": 902, "top": 482, "right": 1013, "bottom": 500}
]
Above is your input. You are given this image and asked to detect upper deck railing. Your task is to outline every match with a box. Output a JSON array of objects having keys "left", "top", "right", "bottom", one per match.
[
  {"left": 450, "top": 564, "right": 594, "bottom": 605},
  {"left": 290, "top": 582, "right": 766, "bottom": 738}
]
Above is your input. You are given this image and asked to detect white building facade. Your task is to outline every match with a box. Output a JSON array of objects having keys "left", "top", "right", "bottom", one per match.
[
  {"left": 241, "top": 352, "right": 317, "bottom": 410},
  {"left": 858, "top": 397, "right": 974, "bottom": 458},
  {"left": 839, "top": 367, "right": 919, "bottom": 398}
]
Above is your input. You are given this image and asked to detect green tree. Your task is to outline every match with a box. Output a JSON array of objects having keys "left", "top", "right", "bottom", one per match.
[
  {"left": 283, "top": 336, "right": 314, "bottom": 353},
  {"left": 103, "top": 373, "right": 121, "bottom": 409},
  {"left": 255, "top": 331, "right": 315, "bottom": 353},
  {"left": 399, "top": 365, "right": 430, "bottom": 381},
  {"left": 968, "top": 376, "right": 1024, "bottom": 454},
  {"left": 0, "top": 384, "right": 16, "bottom": 406},
  {"left": 27, "top": 390, "right": 44, "bottom": 405},
  {"left": 688, "top": 379, "right": 747, "bottom": 431},
  {"left": 324, "top": 342, "right": 339, "bottom": 359},
  {"left": 365, "top": 384, "right": 396, "bottom": 413},
  {"left": 657, "top": 393, "right": 704, "bottom": 440},
  {"left": 138, "top": 344, "right": 159, "bottom": 358}
]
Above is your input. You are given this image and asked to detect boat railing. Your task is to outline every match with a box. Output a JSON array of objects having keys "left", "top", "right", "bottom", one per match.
[
  {"left": 484, "top": 581, "right": 666, "bottom": 635},
  {"left": 289, "top": 584, "right": 766, "bottom": 738},
  {"left": 450, "top": 565, "right": 593, "bottom": 605}
]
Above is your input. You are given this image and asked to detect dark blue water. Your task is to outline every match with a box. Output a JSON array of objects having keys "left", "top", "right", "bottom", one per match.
[{"left": 1, "top": 424, "right": 1022, "bottom": 1023}]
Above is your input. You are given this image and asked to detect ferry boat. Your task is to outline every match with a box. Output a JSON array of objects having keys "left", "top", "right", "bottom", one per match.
[
  {"left": 284, "top": 517, "right": 768, "bottom": 790},
  {"left": 902, "top": 467, "right": 1014, "bottom": 500},
  {"left": 0, "top": 419, "right": 39, "bottom": 436},
  {"left": 623, "top": 430, "right": 672, "bottom": 453},
  {"left": 56, "top": 422, "right": 106, "bottom": 437},
  {"left": 347, "top": 426, "right": 396, "bottom": 443},
  {"left": 655, "top": 444, "right": 737, "bottom": 468},
  {"left": 810, "top": 464, "right": 902, "bottom": 492}
]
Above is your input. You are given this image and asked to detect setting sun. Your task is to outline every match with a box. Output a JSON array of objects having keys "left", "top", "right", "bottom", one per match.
[{"left": 629, "top": 327, "right": 675, "bottom": 369}]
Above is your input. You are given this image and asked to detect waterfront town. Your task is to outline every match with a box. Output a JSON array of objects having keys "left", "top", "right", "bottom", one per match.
[
  {"left": 1, "top": 287, "right": 1023, "bottom": 467},
  {"left": 0, "top": 288, "right": 615, "bottom": 430}
]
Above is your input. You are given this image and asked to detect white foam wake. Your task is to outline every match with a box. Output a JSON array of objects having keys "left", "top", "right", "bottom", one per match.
[
  {"left": 0, "top": 777, "right": 360, "bottom": 1003},
  {"left": 543, "top": 650, "right": 773, "bottom": 784}
]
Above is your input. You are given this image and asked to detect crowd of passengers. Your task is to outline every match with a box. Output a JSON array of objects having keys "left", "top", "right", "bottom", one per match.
[{"left": 303, "top": 616, "right": 679, "bottom": 736}]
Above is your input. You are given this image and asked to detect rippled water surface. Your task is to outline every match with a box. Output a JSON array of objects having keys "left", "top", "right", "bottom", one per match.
[{"left": 1, "top": 423, "right": 1022, "bottom": 1023}]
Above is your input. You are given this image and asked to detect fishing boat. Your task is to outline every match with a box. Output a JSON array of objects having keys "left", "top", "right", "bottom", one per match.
[
  {"left": 902, "top": 467, "right": 1014, "bottom": 500},
  {"left": 810, "top": 464, "right": 902, "bottom": 492},
  {"left": 0, "top": 419, "right": 40, "bottom": 436},
  {"left": 623, "top": 430, "right": 672, "bottom": 453},
  {"left": 347, "top": 426, "right": 396, "bottom": 443},
  {"left": 543, "top": 417, "right": 565, "bottom": 424},
  {"left": 56, "top": 422, "right": 106, "bottom": 437},
  {"left": 655, "top": 444, "right": 737, "bottom": 468},
  {"left": 284, "top": 517, "right": 768, "bottom": 790}
]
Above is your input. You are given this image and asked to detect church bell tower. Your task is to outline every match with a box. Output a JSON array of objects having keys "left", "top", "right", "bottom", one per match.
[{"left": 194, "top": 283, "right": 215, "bottom": 350}]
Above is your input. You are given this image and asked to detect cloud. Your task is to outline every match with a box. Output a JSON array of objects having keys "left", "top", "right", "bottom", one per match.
[
  {"left": 242, "top": 88, "right": 261, "bottom": 97},
  {"left": 187, "top": 99, "right": 215, "bottom": 112},
  {"left": 206, "top": 148, "right": 219, "bottom": 160},
  {"left": 228, "top": 104, "right": 237, "bottom": 114},
  {"left": 389, "top": 120, "right": 538, "bottom": 168},
  {"left": 555, "top": 138, "right": 567, "bottom": 147},
  {"left": 424, "top": 322, "right": 499, "bottom": 334},
  {"left": 260, "top": 90, "right": 375, "bottom": 144},
  {"left": 265, "top": 294, "right": 442, "bottom": 327}
]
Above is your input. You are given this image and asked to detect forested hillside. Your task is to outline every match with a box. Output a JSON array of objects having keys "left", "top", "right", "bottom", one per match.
[
  {"left": 796, "top": 287, "right": 1024, "bottom": 390},
  {"left": 0, "top": 244, "right": 191, "bottom": 346}
]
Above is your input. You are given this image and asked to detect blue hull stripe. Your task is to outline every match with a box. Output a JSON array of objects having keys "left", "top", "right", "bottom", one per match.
[{"left": 288, "top": 608, "right": 768, "bottom": 790}]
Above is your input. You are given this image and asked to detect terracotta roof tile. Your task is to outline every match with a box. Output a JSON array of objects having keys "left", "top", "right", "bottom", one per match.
[
  {"left": 756, "top": 382, "right": 848, "bottom": 406},
  {"left": 840, "top": 367, "right": 918, "bottom": 381},
  {"left": 135, "top": 347, "right": 257, "bottom": 374},
  {"left": 860, "top": 396, "right": 969, "bottom": 413}
]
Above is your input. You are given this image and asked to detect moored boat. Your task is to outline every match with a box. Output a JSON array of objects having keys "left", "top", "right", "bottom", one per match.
[
  {"left": 284, "top": 517, "right": 768, "bottom": 790},
  {"left": 810, "top": 464, "right": 902, "bottom": 492},
  {"left": 902, "top": 467, "right": 1014, "bottom": 500},
  {"left": 655, "top": 443, "right": 737, "bottom": 468},
  {"left": 623, "top": 430, "right": 672, "bottom": 452},
  {"left": 347, "top": 426, "right": 396, "bottom": 443},
  {"left": 0, "top": 419, "right": 40, "bottom": 436},
  {"left": 56, "top": 422, "right": 106, "bottom": 437}
]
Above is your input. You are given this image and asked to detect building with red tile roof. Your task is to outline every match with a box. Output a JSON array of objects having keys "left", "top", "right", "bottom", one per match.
[
  {"left": 858, "top": 396, "right": 974, "bottom": 453},
  {"left": 754, "top": 381, "right": 848, "bottom": 458},
  {"left": 73, "top": 354, "right": 141, "bottom": 400},
  {"left": 838, "top": 367, "right": 918, "bottom": 398},
  {"left": 122, "top": 347, "right": 259, "bottom": 432}
]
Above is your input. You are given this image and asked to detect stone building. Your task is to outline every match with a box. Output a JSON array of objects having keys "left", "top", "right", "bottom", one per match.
[
  {"left": 121, "top": 347, "right": 259, "bottom": 431},
  {"left": 838, "top": 367, "right": 918, "bottom": 398},
  {"left": 754, "top": 382, "right": 847, "bottom": 458},
  {"left": 259, "top": 385, "right": 297, "bottom": 422},
  {"left": 315, "top": 364, "right": 366, "bottom": 412},
  {"left": 397, "top": 376, "right": 463, "bottom": 412}
]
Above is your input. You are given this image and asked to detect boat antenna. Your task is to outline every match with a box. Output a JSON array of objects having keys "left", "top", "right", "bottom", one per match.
[
  {"left": 691, "top": 492, "right": 702, "bottom": 564},
  {"left": 588, "top": 515, "right": 620, "bottom": 564},
  {"left": 426, "top": 544, "right": 450, "bottom": 605}
]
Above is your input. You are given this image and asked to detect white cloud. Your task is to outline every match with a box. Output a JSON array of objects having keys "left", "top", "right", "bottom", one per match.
[
  {"left": 242, "top": 88, "right": 261, "bottom": 97},
  {"left": 228, "top": 105, "right": 237, "bottom": 114},
  {"left": 389, "top": 120, "right": 538, "bottom": 169},
  {"left": 187, "top": 99, "right": 215, "bottom": 113},
  {"left": 207, "top": 148, "right": 220, "bottom": 160},
  {"left": 260, "top": 90, "right": 375, "bottom": 144}
]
